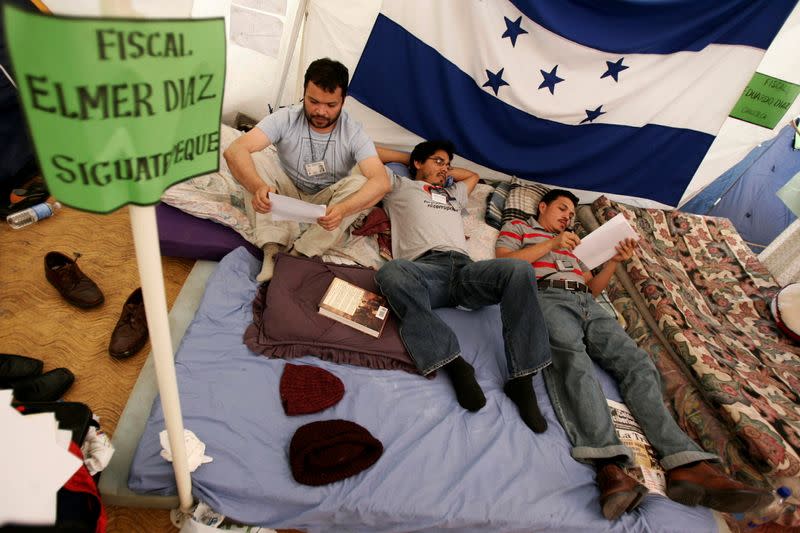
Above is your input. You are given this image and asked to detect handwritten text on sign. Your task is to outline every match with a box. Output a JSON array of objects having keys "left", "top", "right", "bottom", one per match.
[{"left": 4, "top": 7, "right": 226, "bottom": 212}]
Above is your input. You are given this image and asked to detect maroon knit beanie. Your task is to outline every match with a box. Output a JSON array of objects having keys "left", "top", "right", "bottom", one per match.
[
  {"left": 289, "top": 419, "right": 383, "bottom": 486},
  {"left": 279, "top": 363, "right": 345, "bottom": 415}
]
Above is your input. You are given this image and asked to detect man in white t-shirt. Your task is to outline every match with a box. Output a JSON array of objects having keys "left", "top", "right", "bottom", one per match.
[
  {"left": 224, "top": 58, "right": 402, "bottom": 281},
  {"left": 375, "top": 140, "right": 552, "bottom": 433}
]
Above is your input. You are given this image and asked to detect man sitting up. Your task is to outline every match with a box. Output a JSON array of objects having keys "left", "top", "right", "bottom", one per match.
[
  {"left": 224, "top": 57, "right": 398, "bottom": 281},
  {"left": 374, "top": 140, "right": 552, "bottom": 433},
  {"left": 495, "top": 189, "right": 770, "bottom": 519}
]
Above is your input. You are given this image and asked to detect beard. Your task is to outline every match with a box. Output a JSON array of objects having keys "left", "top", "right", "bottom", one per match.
[{"left": 304, "top": 106, "right": 341, "bottom": 130}]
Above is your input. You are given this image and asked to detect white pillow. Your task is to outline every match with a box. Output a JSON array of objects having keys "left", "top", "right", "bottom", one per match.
[{"left": 771, "top": 283, "right": 800, "bottom": 343}]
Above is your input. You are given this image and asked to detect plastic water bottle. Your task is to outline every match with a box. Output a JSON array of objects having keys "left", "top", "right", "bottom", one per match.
[
  {"left": 734, "top": 486, "right": 795, "bottom": 528},
  {"left": 6, "top": 201, "right": 62, "bottom": 229}
]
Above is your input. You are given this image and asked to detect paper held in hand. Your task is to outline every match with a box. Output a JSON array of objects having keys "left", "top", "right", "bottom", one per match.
[
  {"left": 318, "top": 277, "right": 390, "bottom": 338},
  {"left": 573, "top": 213, "right": 639, "bottom": 270},
  {"left": 268, "top": 192, "right": 326, "bottom": 223}
]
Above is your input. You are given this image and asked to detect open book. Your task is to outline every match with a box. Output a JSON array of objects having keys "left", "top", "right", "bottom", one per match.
[
  {"left": 318, "top": 277, "right": 390, "bottom": 338},
  {"left": 607, "top": 399, "right": 667, "bottom": 496}
]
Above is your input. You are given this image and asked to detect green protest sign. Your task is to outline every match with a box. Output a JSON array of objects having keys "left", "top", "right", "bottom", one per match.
[
  {"left": 729, "top": 72, "right": 800, "bottom": 130},
  {"left": 3, "top": 6, "right": 225, "bottom": 213}
]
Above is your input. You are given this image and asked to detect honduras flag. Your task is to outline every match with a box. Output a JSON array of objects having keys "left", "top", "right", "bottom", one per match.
[{"left": 349, "top": 0, "right": 797, "bottom": 206}]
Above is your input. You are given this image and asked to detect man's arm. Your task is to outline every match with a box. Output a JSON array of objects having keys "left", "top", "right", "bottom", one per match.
[
  {"left": 449, "top": 167, "right": 479, "bottom": 196},
  {"left": 376, "top": 146, "right": 410, "bottom": 165},
  {"left": 585, "top": 238, "right": 637, "bottom": 297},
  {"left": 317, "top": 155, "right": 391, "bottom": 231},
  {"left": 495, "top": 231, "right": 580, "bottom": 263},
  {"left": 223, "top": 128, "right": 273, "bottom": 213}
]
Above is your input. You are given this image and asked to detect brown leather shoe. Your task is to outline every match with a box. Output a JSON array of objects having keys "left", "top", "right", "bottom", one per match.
[
  {"left": 109, "top": 288, "right": 148, "bottom": 359},
  {"left": 597, "top": 463, "right": 648, "bottom": 520},
  {"left": 44, "top": 251, "right": 104, "bottom": 308},
  {"left": 666, "top": 461, "right": 772, "bottom": 513}
]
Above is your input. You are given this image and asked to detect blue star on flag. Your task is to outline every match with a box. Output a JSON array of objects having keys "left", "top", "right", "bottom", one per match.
[
  {"left": 538, "top": 65, "right": 564, "bottom": 95},
  {"left": 580, "top": 105, "right": 606, "bottom": 124},
  {"left": 502, "top": 16, "right": 528, "bottom": 47},
  {"left": 483, "top": 68, "right": 510, "bottom": 95},
  {"left": 601, "top": 58, "right": 629, "bottom": 82}
]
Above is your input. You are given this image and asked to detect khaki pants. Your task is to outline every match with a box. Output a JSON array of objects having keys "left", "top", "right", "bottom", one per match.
[{"left": 244, "top": 150, "right": 368, "bottom": 257}]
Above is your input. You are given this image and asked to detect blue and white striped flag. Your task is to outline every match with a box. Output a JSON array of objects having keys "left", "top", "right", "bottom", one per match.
[{"left": 349, "top": 0, "right": 796, "bottom": 205}]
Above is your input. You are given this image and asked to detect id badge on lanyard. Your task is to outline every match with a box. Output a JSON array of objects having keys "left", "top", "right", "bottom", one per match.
[{"left": 305, "top": 160, "right": 327, "bottom": 176}]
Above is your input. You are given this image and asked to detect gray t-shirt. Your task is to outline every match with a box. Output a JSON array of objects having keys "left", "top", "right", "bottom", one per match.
[
  {"left": 256, "top": 105, "right": 377, "bottom": 194},
  {"left": 382, "top": 172, "right": 469, "bottom": 261}
]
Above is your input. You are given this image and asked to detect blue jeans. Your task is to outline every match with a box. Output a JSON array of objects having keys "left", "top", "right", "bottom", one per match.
[
  {"left": 540, "top": 287, "right": 718, "bottom": 470},
  {"left": 375, "top": 251, "right": 552, "bottom": 377}
]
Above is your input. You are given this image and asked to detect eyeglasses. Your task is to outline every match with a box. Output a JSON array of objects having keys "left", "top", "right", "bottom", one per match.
[{"left": 427, "top": 156, "right": 452, "bottom": 169}]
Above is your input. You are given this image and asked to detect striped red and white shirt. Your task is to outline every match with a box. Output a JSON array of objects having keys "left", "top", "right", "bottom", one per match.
[{"left": 496, "top": 218, "right": 587, "bottom": 284}]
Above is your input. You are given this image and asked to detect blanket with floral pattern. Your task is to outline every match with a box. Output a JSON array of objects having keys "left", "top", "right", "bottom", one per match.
[{"left": 589, "top": 195, "right": 800, "bottom": 525}]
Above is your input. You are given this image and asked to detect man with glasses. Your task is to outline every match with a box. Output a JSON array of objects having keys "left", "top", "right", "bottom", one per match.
[
  {"left": 224, "top": 57, "right": 405, "bottom": 282},
  {"left": 374, "top": 140, "right": 552, "bottom": 433}
]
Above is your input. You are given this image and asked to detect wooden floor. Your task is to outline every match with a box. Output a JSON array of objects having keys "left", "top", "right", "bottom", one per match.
[{"left": 1, "top": 201, "right": 193, "bottom": 532}]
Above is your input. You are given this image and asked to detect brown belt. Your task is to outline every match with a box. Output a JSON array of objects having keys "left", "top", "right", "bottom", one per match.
[{"left": 537, "top": 279, "right": 589, "bottom": 293}]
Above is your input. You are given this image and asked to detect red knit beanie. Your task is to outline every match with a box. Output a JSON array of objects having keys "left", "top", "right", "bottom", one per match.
[
  {"left": 279, "top": 363, "right": 345, "bottom": 416},
  {"left": 289, "top": 419, "right": 383, "bottom": 486}
]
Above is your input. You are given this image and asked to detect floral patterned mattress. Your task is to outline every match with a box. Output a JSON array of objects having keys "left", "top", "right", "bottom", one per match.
[{"left": 583, "top": 196, "right": 800, "bottom": 527}]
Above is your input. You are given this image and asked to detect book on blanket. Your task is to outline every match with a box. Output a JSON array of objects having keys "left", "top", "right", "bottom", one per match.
[
  {"left": 318, "top": 277, "right": 390, "bottom": 338},
  {"left": 607, "top": 399, "right": 667, "bottom": 496}
]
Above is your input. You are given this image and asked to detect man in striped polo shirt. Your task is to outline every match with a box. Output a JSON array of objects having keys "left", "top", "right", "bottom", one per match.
[{"left": 496, "top": 189, "right": 769, "bottom": 520}]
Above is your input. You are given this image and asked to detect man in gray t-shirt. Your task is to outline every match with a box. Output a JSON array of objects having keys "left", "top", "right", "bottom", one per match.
[
  {"left": 224, "top": 58, "right": 405, "bottom": 282},
  {"left": 375, "top": 140, "right": 552, "bottom": 434}
]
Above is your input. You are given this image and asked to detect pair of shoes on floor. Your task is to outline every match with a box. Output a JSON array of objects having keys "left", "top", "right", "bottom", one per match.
[
  {"left": 598, "top": 460, "right": 772, "bottom": 520},
  {"left": 44, "top": 252, "right": 148, "bottom": 358},
  {"left": 0, "top": 354, "right": 74, "bottom": 402}
]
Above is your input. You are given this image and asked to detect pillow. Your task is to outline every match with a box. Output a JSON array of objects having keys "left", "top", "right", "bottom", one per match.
[
  {"left": 501, "top": 182, "right": 551, "bottom": 225},
  {"left": 772, "top": 283, "right": 800, "bottom": 343},
  {"left": 243, "top": 253, "right": 421, "bottom": 375},
  {"left": 485, "top": 180, "right": 514, "bottom": 229},
  {"left": 386, "top": 162, "right": 411, "bottom": 178}
]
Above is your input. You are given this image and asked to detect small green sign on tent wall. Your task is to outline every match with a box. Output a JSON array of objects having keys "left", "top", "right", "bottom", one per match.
[
  {"left": 729, "top": 72, "right": 800, "bottom": 130},
  {"left": 3, "top": 6, "right": 225, "bottom": 213}
]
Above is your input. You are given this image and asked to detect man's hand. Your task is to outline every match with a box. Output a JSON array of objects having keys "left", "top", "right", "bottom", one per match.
[
  {"left": 318, "top": 203, "right": 347, "bottom": 231},
  {"left": 252, "top": 185, "right": 273, "bottom": 213},
  {"left": 552, "top": 231, "right": 581, "bottom": 251},
  {"left": 610, "top": 238, "right": 637, "bottom": 263}
]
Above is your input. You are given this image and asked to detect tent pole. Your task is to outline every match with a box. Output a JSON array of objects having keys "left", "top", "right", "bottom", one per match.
[{"left": 272, "top": 0, "right": 309, "bottom": 110}]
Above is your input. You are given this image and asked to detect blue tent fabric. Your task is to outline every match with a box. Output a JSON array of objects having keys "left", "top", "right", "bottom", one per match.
[{"left": 681, "top": 124, "right": 800, "bottom": 251}]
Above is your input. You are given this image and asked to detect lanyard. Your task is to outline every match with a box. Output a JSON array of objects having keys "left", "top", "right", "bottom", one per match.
[{"left": 307, "top": 119, "right": 335, "bottom": 163}]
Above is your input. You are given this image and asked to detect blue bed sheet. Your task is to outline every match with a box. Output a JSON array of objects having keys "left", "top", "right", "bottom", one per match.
[{"left": 129, "top": 247, "right": 717, "bottom": 532}]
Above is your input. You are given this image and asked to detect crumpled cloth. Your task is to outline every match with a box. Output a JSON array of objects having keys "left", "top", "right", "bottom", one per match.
[
  {"left": 80, "top": 426, "right": 115, "bottom": 476},
  {"left": 352, "top": 207, "right": 392, "bottom": 260},
  {"left": 159, "top": 429, "right": 213, "bottom": 472}
]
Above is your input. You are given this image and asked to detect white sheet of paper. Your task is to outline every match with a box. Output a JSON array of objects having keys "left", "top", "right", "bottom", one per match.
[
  {"left": 572, "top": 213, "right": 639, "bottom": 270},
  {"left": 269, "top": 192, "right": 326, "bottom": 223},
  {"left": 0, "top": 396, "right": 82, "bottom": 526}
]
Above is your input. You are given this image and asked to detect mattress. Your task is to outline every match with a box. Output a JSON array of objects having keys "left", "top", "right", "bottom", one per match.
[{"left": 128, "top": 247, "right": 717, "bottom": 532}]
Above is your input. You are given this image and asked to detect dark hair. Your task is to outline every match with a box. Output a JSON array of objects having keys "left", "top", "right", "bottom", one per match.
[
  {"left": 409, "top": 140, "right": 455, "bottom": 178},
  {"left": 304, "top": 58, "right": 349, "bottom": 98},
  {"left": 540, "top": 189, "right": 579, "bottom": 210}
]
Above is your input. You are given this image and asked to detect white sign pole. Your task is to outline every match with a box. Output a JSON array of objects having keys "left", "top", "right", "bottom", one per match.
[{"left": 128, "top": 204, "right": 193, "bottom": 512}]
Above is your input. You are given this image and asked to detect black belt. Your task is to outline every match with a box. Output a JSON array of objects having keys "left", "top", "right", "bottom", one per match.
[{"left": 537, "top": 279, "right": 589, "bottom": 293}]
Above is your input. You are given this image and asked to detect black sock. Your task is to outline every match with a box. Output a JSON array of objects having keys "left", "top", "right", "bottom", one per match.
[
  {"left": 443, "top": 357, "right": 486, "bottom": 412},
  {"left": 504, "top": 375, "right": 547, "bottom": 433}
]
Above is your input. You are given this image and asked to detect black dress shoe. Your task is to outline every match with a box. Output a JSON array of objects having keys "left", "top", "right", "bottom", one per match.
[
  {"left": 109, "top": 287, "right": 148, "bottom": 359},
  {"left": 0, "top": 353, "right": 43, "bottom": 388},
  {"left": 44, "top": 251, "right": 104, "bottom": 308},
  {"left": 12, "top": 368, "right": 75, "bottom": 402}
]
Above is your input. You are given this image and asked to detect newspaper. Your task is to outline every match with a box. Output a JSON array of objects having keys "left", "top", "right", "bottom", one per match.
[{"left": 607, "top": 399, "right": 667, "bottom": 496}]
